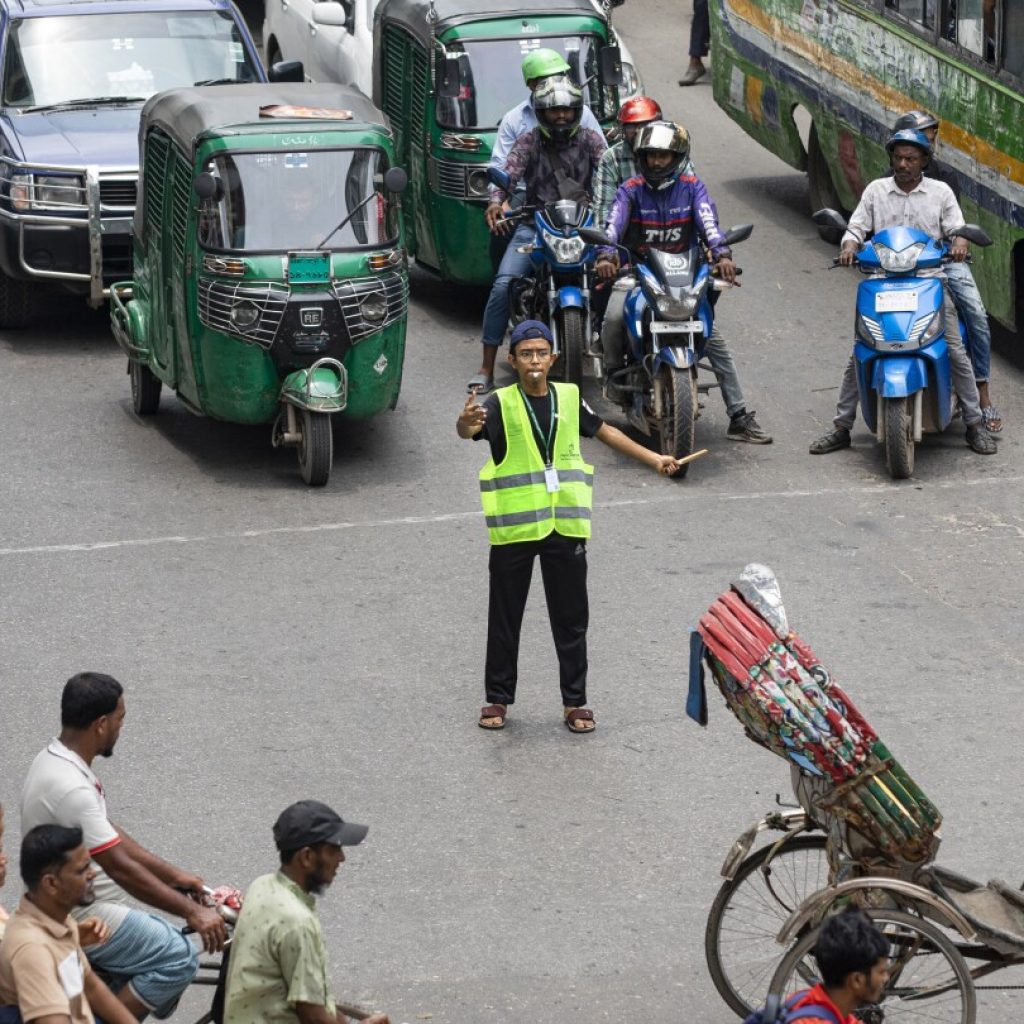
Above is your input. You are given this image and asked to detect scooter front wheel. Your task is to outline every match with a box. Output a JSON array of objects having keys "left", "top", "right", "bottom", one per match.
[
  {"left": 298, "top": 409, "right": 333, "bottom": 487},
  {"left": 883, "top": 396, "right": 914, "bottom": 479},
  {"left": 556, "top": 307, "right": 585, "bottom": 387},
  {"left": 658, "top": 366, "right": 697, "bottom": 475}
]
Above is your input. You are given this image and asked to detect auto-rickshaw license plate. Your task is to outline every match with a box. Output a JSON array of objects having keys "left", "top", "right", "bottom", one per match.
[{"left": 287, "top": 251, "right": 331, "bottom": 284}]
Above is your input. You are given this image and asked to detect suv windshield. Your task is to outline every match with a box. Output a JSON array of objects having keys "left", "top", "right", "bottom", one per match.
[
  {"left": 437, "top": 35, "right": 614, "bottom": 129},
  {"left": 198, "top": 148, "right": 397, "bottom": 252},
  {"left": 2, "top": 11, "right": 259, "bottom": 109}
]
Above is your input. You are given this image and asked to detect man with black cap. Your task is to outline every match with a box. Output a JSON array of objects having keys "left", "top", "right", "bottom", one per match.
[
  {"left": 458, "top": 319, "right": 685, "bottom": 734},
  {"left": 223, "top": 801, "right": 387, "bottom": 1024}
]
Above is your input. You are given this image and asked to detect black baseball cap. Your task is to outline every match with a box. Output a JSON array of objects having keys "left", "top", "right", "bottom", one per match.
[{"left": 272, "top": 800, "right": 368, "bottom": 852}]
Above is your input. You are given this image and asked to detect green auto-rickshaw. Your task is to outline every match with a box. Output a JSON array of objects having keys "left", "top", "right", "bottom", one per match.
[
  {"left": 372, "top": 0, "right": 625, "bottom": 288},
  {"left": 111, "top": 83, "right": 409, "bottom": 486}
]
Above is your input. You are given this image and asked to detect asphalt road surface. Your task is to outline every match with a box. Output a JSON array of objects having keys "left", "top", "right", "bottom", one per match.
[{"left": 2, "top": 2, "right": 1024, "bottom": 1022}]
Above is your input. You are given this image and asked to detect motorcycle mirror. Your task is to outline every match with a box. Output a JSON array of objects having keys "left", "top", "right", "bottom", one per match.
[
  {"left": 383, "top": 167, "right": 408, "bottom": 194},
  {"left": 193, "top": 172, "right": 224, "bottom": 202},
  {"left": 486, "top": 166, "right": 511, "bottom": 192},
  {"left": 577, "top": 226, "right": 612, "bottom": 246},
  {"left": 599, "top": 46, "right": 624, "bottom": 88},
  {"left": 438, "top": 56, "right": 463, "bottom": 99},
  {"left": 722, "top": 223, "right": 753, "bottom": 246},
  {"left": 954, "top": 223, "right": 993, "bottom": 247},
  {"left": 812, "top": 208, "right": 848, "bottom": 231},
  {"left": 269, "top": 59, "right": 304, "bottom": 83}
]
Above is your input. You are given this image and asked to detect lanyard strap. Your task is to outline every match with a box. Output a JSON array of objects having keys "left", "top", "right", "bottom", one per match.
[{"left": 518, "top": 385, "right": 558, "bottom": 465}]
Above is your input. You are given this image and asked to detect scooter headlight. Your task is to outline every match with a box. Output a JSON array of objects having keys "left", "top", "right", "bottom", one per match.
[
  {"left": 541, "top": 229, "right": 585, "bottom": 265},
  {"left": 873, "top": 242, "right": 925, "bottom": 273},
  {"left": 908, "top": 311, "right": 944, "bottom": 346}
]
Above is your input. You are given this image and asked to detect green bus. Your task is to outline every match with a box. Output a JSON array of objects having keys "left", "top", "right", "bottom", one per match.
[{"left": 710, "top": 0, "right": 1024, "bottom": 331}]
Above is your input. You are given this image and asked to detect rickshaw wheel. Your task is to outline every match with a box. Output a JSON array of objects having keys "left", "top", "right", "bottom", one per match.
[
  {"left": 130, "top": 360, "right": 162, "bottom": 416},
  {"left": 298, "top": 410, "right": 332, "bottom": 487},
  {"left": 769, "top": 908, "right": 976, "bottom": 1024}
]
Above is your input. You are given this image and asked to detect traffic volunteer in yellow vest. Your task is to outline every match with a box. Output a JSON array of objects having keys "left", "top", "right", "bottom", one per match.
[{"left": 457, "top": 320, "right": 685, "bottom": 734}]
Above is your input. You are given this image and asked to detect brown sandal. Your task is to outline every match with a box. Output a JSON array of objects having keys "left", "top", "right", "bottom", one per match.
[
  {"left": 564, "top": 707, "right": 595, "bottom": 734},
  {"left": 479, "top": 704, "right": 507, "bottom": 730}
]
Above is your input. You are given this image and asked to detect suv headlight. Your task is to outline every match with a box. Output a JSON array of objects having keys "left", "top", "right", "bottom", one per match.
[
  {"left": 10, "top": 172, "right": 85, "bottom": 211},
  {"left": 541, "top": 229, "right": 585, "bottom": 265},
  {"left": 874, "top": 241, "right": 924, "bottom": 273}
]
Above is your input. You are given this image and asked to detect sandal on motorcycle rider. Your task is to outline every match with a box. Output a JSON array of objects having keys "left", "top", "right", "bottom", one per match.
[
  {"left": 965, "top": 423, "right": 997, "bottom": 454},
  {"left": 467, "top": 373, "right": 495, "bottom": 394},
  {"left": 981, "top": 405, "right": 1003, "bottom": 433},
  {"left": 479, "top": 704, "right": 507, "bottom": 729},
  {"left": 809, "top": 427, "right": 852, "bottom": 454},
  {"left": 564, "top": 707, "right": 595, "bottom": 734}
]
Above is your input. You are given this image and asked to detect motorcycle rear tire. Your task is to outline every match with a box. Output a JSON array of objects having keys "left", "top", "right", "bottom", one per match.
[
  {"left": 659, "top": 366, "right": 697, "bottom": 475},
  {"left": 556, "top": 307, "right": 585, "bottom": 387},
  {"left": 883, "top": 396, "right": 914, "bottom": 479}
]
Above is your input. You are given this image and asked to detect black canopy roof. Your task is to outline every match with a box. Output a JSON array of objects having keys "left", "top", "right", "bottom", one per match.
[
  {"left": 140, "top": 84, "right": 389, "bottom": 154},
  {"left": 375, "top": 0, "right": 607, "bottom": 49}
]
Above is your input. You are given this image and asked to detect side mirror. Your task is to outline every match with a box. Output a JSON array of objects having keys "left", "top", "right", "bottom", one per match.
[
  {"left": 269, "top": 60, "right": 304, "bottom": 83},
  {"left": 954, "top": 223, "right": 993, "bottom": 247},
  {"left": 609, "top": 0, "right": 626, "bottom": 6},
  {"left": 438, "top": 56, "right": 462, "bottom": 99},
  {"left": 578, "top": 226, "right": 612, "bottom": 246},
  {"left": 383, "top": 167, "right": 408, "bottom": 194},
  {"left": 722, "top": 223, "right": 753, "bottom": 246},
  {"left": 194, "top": 172, "right": 224, "bottom": 202},
  {"left": 599, "top": 45, "right": 624, "bottom": 88},
  {"left": 485, "top": 166, "right": 510, "bottom": 192},
  {"left": 312, "top": 1, "right": 353, "bottom": 31},
  {"left": 812, "top": 208, "right": 848, "bottom": 231}
]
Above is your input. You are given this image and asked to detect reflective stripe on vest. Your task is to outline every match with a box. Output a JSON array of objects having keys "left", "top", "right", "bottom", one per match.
[{"left": 478, "top": 382, "right": 594, "bottom": 545}]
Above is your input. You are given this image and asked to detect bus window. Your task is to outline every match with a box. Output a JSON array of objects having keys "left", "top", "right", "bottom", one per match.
[
  {"left": 942, "top": 0, "right": 996, "bottom": 61},
  {"left": 884, "top": 0, "right": 937, "bottom": 29},
  {"left": 1005, "top": 4, "right": 1024, "bottom": 77}
]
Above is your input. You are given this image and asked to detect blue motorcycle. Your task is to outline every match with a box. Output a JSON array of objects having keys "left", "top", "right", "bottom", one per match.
[
  {"left": 579, "top": 224, "right": 752, "bottom": 473},
  {"left": 813, "top": 210, "right": 992, "bottom": 479},
  {"left": 488, "top": 169, "right": 597, "bottom": 386}
]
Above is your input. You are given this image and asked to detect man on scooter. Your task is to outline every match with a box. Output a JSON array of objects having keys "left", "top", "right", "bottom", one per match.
[
  {"left": 893, "top": 110, "right": 1001, "bottom": 433},
  {"left": 468, "top": 77, "right": 606, "bottom": 393},
  {"left": 809, "top": 129, "right": 997, "bottom": 456},
  {"left": 595, "top": 121, "right": 772, "bottom": 444}
]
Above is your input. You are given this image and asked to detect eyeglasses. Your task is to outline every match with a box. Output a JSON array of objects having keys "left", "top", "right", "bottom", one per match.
[{"left": 515, "top": 348, "right": 551, "bottom": 361}]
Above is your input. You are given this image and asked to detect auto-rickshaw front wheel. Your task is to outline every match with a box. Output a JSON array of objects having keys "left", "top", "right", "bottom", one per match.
[
  {"left": 298, "top": 409, "right": 333, "bottom": 487},
  {"left": 129, "top": 359, "right": 162, "bottom": 416}
]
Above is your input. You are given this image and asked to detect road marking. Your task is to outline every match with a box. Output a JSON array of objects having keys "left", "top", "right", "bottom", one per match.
[{"left": 2, "top": 474, "right": 1022, "bottom": 558}]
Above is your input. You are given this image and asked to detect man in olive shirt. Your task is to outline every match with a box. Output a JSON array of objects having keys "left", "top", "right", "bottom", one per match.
[{"left": 224, "top": 802, "right": 388, "bottom": 1024}]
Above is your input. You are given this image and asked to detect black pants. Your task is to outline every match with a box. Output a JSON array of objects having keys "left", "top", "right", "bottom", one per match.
[
  {"left": 689, "top": 0, "right": 710, "bottom": 57},
  {"left": 485, "top": 533, "right": 589, "bottom": 707}
]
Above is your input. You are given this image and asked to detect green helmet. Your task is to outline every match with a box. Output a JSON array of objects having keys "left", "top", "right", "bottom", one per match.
[{"left": 521, "top": 48, "right": 570, "bottom": 85}]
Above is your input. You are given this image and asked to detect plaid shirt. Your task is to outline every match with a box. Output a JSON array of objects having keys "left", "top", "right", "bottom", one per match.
[
  {"left": 491, "top": 127, "right": 607, "bottom": 207},
  {"left": 593, "top": 141, "right": 696, "bottom": 227}
]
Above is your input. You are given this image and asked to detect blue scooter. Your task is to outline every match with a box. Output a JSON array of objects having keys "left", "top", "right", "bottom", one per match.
[
  {"left": 813, "top": 210, "right": 992, "bottom": 479},
  {"left": 578, "top": 224, "right": 752, "bottom": 474},
  {"left": 488, "top": 168, "right": 597, "bottom": 386}
]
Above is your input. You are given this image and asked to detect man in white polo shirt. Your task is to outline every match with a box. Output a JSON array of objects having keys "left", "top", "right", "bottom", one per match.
[{"left": 21, "top": 673, "right": 225, "bottom": 1020}]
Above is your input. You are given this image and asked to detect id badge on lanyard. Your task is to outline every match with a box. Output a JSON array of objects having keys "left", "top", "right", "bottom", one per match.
[{"left": 544, "top": 465, "right": 560, "bottom": 493}]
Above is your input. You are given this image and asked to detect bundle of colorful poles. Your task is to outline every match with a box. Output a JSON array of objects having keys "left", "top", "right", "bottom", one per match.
[{"left": 698, "top": 586, "right": 942, "bottom": 865}]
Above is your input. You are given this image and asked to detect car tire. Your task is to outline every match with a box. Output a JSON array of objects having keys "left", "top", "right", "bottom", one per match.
[{"left": 0, "top": 271, "right": 38, "bottom": 329}]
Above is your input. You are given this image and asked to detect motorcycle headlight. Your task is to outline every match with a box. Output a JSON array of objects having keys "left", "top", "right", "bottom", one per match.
[
  {"left": 360, "top": 291, "right": 388, "bottom": 324},
  {"left": 230, "top": 300, "right": 260, "bottom": 329},
  {"left": 541, "top": 229, "right": 585, "bottom": 265},
  {"left": 655, "top": 293, "right": 699, "bottom": 321},
  {"left": 873, "top": 242, "right": 925, "bottom": 273}
]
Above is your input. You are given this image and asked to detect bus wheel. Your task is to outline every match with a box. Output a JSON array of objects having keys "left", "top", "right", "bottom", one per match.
[{"left": 807, "top": 125, "right": 845, "bottom": 245}]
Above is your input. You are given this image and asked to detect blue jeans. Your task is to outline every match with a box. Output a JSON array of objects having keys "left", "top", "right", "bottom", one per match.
[
  {"left": 85, "top": 909, "right": 198, "bottom": 1019},
  {"left": 482, "top": 223, "right": 535, "bottom": 346},
  {"left": 944, "top": 260, "right": 991, "bottom": 382}
]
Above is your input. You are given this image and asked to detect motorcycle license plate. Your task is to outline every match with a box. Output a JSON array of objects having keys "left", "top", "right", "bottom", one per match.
[
  {"left": 875, "top": 290, "right": 918, "bottom": 313},
  {"left": 650, "top": 321, "right": 702, "bottom": 334}
]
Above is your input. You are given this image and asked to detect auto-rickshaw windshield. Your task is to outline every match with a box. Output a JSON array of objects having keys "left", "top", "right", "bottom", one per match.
[
  {"left": 2, "top": 12, "right": 259, "bottom": 109},
  {"left": 197, "top": 148, "right": 398, "bottom": 252},
  {"left": 437, "top": 36, "right": 615, "bottom": 129}
]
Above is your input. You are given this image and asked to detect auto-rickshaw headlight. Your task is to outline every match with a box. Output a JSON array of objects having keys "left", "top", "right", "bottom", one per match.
[
  {"left": 467, "top": 169, "right": 490, "bottom": 198},
  {"left": 230, "top": 300, "right": 260, "bottom": 330},
  {"left": 360, "top": 292, "right": 388, "bottom": 325}
]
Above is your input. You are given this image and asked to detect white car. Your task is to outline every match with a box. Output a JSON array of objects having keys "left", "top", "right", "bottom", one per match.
[{"left": 263, "top": 0, "right": 642, "bottom": 100}]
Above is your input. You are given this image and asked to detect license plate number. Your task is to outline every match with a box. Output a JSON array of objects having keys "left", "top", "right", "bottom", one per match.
[
  {"left": 875, "top": 290, "right": 918, "bottom": 313},
  {"left": 651, "top": 320, "right": 702, "bottom": 334}
]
